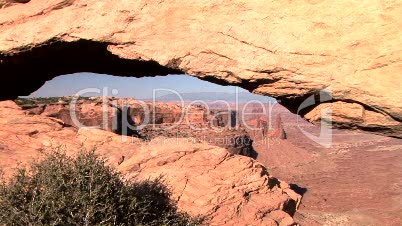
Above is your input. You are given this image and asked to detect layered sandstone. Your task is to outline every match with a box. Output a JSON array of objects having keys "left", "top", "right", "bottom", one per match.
[
  {"left": 0, "top": 0, "right": 401, "bottom": 137},
  {"left": 0, "top": 100, "right": 301, "bottom": 225}
]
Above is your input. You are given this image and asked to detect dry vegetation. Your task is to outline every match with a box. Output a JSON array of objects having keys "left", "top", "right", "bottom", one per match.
[{"left": 0, "top": 148, "right": 203, "bottom": 226}]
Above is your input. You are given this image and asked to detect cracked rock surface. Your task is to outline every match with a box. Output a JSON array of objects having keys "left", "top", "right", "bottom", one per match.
[{"left": 0, "top": 0, "right": 401, "bottom": 137}]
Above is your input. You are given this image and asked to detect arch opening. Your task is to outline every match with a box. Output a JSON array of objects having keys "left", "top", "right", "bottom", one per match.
[
  {"left": 0, "top": 39, "right": 183, "bottom": 100},
  {"left": 5, "top": 69, "right": 402, "bottom": 226},
  {"left": 1, "top": 38, "right": 400, "bottom": 138},
  {"left": 17, "top": 73, "right": 286, "bottom": 159}
]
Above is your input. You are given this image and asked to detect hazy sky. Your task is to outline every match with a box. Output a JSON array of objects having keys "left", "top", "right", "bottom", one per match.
[{"left": 28, "top": 73, "right": 254, "bottom": 99}]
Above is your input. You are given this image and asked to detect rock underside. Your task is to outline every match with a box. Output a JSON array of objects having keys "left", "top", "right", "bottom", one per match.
[
  {"left": 0, "top": 0, "right": 401, "bottom": 137},
  {"left": 0, "top": 100, "right": 301, "bottom": 225}
]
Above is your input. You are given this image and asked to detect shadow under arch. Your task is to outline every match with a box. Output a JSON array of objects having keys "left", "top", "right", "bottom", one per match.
[{"left": 0, "top": 38, "right": 183, "bottom": 100}]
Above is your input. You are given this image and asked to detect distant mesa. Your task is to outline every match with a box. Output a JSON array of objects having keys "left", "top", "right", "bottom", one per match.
[
  {"left": 147, "top": 92, "right": 276, "bottom": 103},
  {"left": 16, "top": 96, "right": 255, "bottom": 157}
]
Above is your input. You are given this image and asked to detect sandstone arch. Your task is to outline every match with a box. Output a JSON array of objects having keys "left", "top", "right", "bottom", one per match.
[{"left": 0, "top": 0, "right": 401, "bottom": 137}]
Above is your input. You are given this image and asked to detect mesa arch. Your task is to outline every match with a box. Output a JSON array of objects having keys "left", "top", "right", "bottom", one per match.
[{"left": 0, "top": 0, "right": 401, "bottom": 137}]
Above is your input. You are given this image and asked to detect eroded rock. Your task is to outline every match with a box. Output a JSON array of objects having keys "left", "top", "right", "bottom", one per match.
[
  {"left": 0, "top": 100, "right": 301, "bottom": 225},
  {"left": 18, "top": 97, "right": 255, "bottom": 156},
  {"left": 0, "top": 0, "right": 401, "bottom": 137}
]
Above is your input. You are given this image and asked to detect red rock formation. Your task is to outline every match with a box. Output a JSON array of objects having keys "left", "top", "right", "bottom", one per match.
[
  {"left": 18, "top": 97, "right": 254, "bottom": 157},
  {"left": 243, "top": 103, "right": 402, "bottom": 226},
  {"left": 0, "top": 0, "right": 401, "bottom": 137},
  {"left": 0, "top": 100, "right": 301, "bottom": 225},
  {"left": 250, "top": 114, "right": 287, "bottom": 141},
  {"left": 272, "top": 114, "right": 286, "bottom": 140}
]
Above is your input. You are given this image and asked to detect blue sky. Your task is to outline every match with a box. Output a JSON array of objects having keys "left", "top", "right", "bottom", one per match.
[{"left": 29, "top": 73, "right": 253, "bottom": 99}]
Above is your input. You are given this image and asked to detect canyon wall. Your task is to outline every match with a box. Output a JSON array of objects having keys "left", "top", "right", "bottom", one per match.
[{"left": 0, "top": 0, "right": 401, "bottom": 137}]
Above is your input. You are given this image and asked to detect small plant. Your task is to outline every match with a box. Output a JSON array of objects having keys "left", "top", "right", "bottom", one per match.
[
  {"left": 0, "top": 148, "right": 203, "bottom": 226},
  {"left": 15, "top": 96, "right": 93, "bottom": 106},
  {"left": 14, "top": 97, "right": 36, "bottom": 105}
]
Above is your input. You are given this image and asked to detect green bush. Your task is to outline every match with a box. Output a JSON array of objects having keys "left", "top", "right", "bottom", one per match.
[
  {"left": 0, "top": 149, "right": 203, "bottom": 226},
  {"left": 14, "top": 97, "right": 37, "bottom": 106}
]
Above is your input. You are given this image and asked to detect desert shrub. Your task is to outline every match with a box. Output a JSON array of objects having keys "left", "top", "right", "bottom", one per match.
[
  {"left": 0, "top": 149, "right": 203, "bottom": 226},
  {"left": 14, "top": 97, "right": 59, "bottom": 106},
  {"left": 15, "top": 96, "right": 93, "bottom": 106},
  {"left": 35, "top": 97, "right": 60, "bottom": 104},
  {"left": 14, "top": 97, "right": 36, "bottom": 106}
]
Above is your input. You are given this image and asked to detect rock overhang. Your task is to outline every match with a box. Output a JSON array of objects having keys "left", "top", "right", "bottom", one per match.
[{"left": 0, "top": 0, "right": 401, "bottom": 137}]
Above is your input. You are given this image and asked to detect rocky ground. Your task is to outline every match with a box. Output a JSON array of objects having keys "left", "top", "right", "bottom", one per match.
[
  {"left": 0, "top": 100, "right": 301, "bottom": 226},
  {"left": 1, "top": 1, "right": 402, "bottom": 225},
  {"left": 245, "top": 104, "right": 402, "bottom": 226},
  {"left": 6, "top": 98, "right": 402, "bottom": 225}
]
